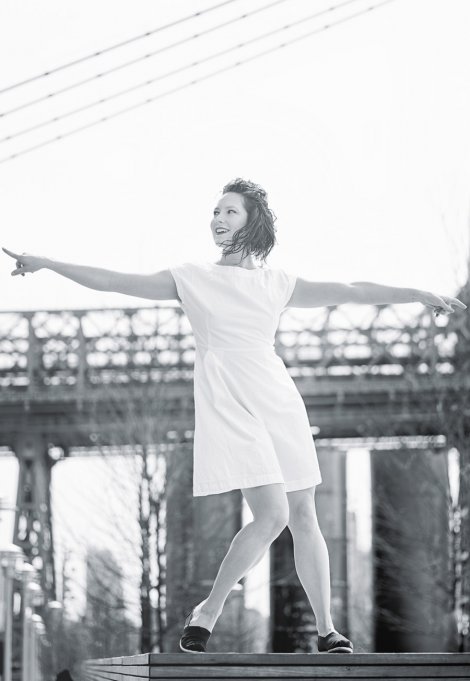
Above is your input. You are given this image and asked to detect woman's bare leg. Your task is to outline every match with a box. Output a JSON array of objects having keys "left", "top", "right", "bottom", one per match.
[
  {"left": 189, "top": 482, "right": 289, "bottom": 631},
  {"left": 286, "top": 485, "right": 335, "bottom": 636}
]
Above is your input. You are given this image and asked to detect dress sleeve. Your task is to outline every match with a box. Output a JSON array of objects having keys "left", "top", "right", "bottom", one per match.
[
  {"left": 277, "top": 268, "right": 297, "bottom": 311},
  {"left": 168, "top": 262, "right": 192, "bottom": 309}
]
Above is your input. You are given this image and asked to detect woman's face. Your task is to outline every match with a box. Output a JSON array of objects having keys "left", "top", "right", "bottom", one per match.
[{"left": 211, "top": 192, "right": 248, "bottom": 247}]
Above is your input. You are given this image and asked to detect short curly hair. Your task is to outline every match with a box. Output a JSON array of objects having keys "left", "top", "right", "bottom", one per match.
[{"left": 219, "top": 178, "right": 278, "bottom": 264}]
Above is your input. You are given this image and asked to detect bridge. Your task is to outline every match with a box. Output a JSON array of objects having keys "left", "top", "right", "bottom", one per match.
[{"left": 1, "top": 287, "right": 469, "bottom": 679}]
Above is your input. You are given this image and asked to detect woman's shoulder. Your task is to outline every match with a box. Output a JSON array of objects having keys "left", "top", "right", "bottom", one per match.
[{"left": 169, "top": 259, "right": 208, "bottom": 273}]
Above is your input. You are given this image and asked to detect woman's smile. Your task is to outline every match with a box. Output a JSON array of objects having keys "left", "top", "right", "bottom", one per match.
[{"left": 211, "top": 191, "right": 249, "bottom": 241}]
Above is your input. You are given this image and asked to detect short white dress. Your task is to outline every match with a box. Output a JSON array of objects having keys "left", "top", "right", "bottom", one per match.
[{"left": 169, "top": 260, "right": 322, "bottom": 497}]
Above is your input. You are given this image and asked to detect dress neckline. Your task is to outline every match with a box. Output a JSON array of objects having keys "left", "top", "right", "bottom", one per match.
[{"left": 208, "top": 262, "right": 267, "bottom": 273}]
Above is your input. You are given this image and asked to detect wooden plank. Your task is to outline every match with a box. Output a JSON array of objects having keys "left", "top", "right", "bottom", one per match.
[
  {"left": 81, "top": 673, "right": 100, "bottom": 681},
  {"left": 81, "top": 664, "right": 149, "bottom": 680},
  {"left": 83, "top": 656, "right": 125, "bottom": 665},
  {"left": 148, "top": 652, "right": 470, "bottom": 666},
  {"left": 82, "top": 653, "right": 148, "bottom": 668},
  {"left": 82, "top": 652, "right": 470, "bottom": 681},
  {"left": 81, "top": 668, "right": 148, "bottom": 681},
  {"left": 121, "top": 654, "right": 150, "bottom": 665},
  {"left": 80, "top": 669, "right": 112, "bottom": 681},
  {"left": 82, "top": 672, "right": 123, "bottom": 681},
  {"left": 147, "top": 663, "right": 470, "bottom": 678},
  {"left": 86, "top": 665, "right": 148, "bottom": 677}
]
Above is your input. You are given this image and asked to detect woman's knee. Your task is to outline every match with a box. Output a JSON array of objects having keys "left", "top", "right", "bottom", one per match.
[
  {"left": 255, "top": 509, "right": 289, "bottom": 537},
  {"left": 286, "top": 486, "right": 319, "bottom": 532},
  {"left": 241, "top": 482, "right": 289, "bottom": 535}
]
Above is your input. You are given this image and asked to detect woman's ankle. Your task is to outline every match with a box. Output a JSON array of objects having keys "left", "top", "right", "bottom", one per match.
[
  {"left": 317, "top": 624, "right": 335, "bottom": 637},
  {"left": 200, "top": 596, "right": 223, "bottom": 618},
  {"left": 188, "top": 599, "right": 222, "bottom": 632}
]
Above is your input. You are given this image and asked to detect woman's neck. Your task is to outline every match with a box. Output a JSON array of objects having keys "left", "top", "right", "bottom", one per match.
[{"left": 216, "top": 255, "right": 260, "bottom": 269}]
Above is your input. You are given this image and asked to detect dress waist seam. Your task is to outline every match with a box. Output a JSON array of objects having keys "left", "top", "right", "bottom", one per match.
[{"left": 196, "top": 342, "right": 275, "bottom": 353}]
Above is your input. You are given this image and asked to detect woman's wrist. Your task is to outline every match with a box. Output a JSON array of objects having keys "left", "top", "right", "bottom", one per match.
[
  {"left": 409, "top": 288, "right": 426, "bottom": 304},
  {"left": 39, "top": 256, "right": 53, "bottom": 270}
]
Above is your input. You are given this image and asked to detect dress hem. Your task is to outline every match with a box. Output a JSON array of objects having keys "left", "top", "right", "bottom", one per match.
[{"left": 193, "top": 472, "right": 322, "bottom": 497}]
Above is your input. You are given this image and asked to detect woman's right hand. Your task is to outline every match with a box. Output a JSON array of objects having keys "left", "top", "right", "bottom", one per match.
[
  {"left": 2, "top": 247, "right": 47, "bottom": 276},
  {"left": 418, "top": 289, "right": 466, "bottom": 316}
]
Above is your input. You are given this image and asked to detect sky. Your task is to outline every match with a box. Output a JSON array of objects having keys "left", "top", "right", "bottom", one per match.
[
  {"left": 1, "top": 0, "right": 469, "bottom": 312},
  {"left": 0, "top": 0, "right": 469, "bottom": 628}
]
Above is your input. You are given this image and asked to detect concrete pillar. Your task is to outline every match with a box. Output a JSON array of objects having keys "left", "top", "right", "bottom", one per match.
[
  {"left": 371, "top": 447, "right": 453, "bottom": 651},
  {"left": 13, "top": 433, "right": 56, "bottom": 601}
]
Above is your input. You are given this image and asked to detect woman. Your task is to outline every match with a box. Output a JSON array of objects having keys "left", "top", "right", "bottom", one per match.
[{"left": 3, "top": 178, "right": 466, "bottom": 655}]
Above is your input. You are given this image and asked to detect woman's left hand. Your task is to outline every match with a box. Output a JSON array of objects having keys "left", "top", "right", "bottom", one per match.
[{"left": 418, "top": 290, "right": 467, "bottom": 317}]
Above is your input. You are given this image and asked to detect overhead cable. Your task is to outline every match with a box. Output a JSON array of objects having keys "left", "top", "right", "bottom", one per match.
[
  {"left": 0, "top": 0, "right": 240, "bottom": 95},
  {"left": 0, "top": 0, "right": 365, "bottom": 145},
  {"left": 1, "top": 0, "right": 290, "bottom": 118},
  {"left": 0, "top": 0, "right": 396, "bottom": 165}
]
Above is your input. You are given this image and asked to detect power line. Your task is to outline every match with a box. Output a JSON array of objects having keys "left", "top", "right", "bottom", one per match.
[
  {"left": 0, "top": 0, "right": 240, "bottom": 95},
  {"left": 0, "top": 0, "right": 290, "bottom": 119},
  {"left": 0, "top": 0, "right": 396, "bottom": 165},
  {"left": 0, "top": 0, "right": 369, "bottom": 146}
]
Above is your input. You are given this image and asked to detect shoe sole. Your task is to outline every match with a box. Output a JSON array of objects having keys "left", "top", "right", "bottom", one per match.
[
  {"left": 321, "top": 647, "right": 353, "bottom": 653},
  {"left": 179, "top": 641, "right": 205, "bottom": 653}
]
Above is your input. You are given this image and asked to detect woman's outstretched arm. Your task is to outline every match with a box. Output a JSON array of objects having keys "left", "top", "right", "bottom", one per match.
[
  {"left": 287, "top": 276, "right": 467, "bottom": 316},
  {"left": 2, "top": 247, "right": 178, "bottom": 300}
]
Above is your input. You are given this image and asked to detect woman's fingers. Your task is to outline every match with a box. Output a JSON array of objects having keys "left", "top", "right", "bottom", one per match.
[
  {"left": 3, "top": 247, "right": 30, "bottom": 276},
  {"left": 11, "top": 263, "right": 26, "bottom": 276},
  {"left": 425, "top": 295, "right": 467, "bottom": 316},
  {"left": 2, "top": 247, "right": 20, "bottom": 259},
  {"left": 450, "top": 297, "right": 467, "bottom": 310},
  {"left": 442, "top": 297, "right": 467, "bottom": 313},
  {"left": 426, "top": 301, "right": 453, "bottom": 314},
  {"left": 2, "top": 248, "right": 26, "bottom": 276}
]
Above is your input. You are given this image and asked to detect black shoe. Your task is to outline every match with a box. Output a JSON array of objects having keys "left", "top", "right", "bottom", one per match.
[
  {"left": 317, "top": 630, "right": 353, "bottom": 653},
  {"left": 179, "top": 607, "right": 212, "bottom": 653}
]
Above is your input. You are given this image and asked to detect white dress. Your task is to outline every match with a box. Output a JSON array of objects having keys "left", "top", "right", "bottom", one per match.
[{"left": 169, "top": 260, "right": 322, "bottom": 497}]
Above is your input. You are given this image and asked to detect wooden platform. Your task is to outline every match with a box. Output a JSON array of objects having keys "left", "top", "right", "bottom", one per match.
[{"left": 81, "top": 652, "right": 470, "bottom": 680}]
